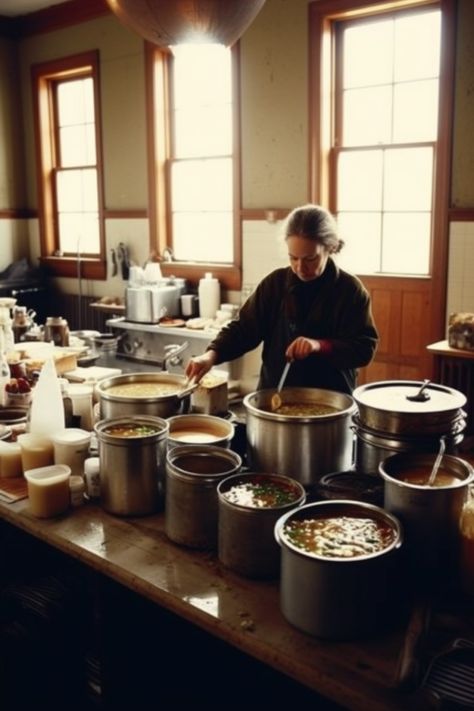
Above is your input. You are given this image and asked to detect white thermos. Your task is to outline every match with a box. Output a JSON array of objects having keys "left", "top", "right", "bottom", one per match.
[{"left": 198, "top": 273, "right": 220, "bottom": 319}]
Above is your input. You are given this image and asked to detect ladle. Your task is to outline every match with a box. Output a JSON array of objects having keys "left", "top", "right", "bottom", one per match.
[
  {"left": 271, "top": 361, "right": 291, "bottom": 411},
  {"left": 427, "top": 435, "right": 446, "bottom": 487},
  {"left": 406, "top": 379, "right": 431, "bottom": 403}
]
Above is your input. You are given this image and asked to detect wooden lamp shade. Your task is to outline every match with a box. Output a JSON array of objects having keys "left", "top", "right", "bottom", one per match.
[{"left": 105, "top": 0, "right": 267, "bottom": 47}]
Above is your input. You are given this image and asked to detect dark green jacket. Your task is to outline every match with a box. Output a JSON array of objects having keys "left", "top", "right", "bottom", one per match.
[{"left": 208, "top": 258, "right": 378, "bottom": 394}]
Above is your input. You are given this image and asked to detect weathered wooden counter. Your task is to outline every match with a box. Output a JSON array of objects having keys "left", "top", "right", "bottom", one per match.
[{"left": 0, "top": 495, "right": 472, "bottom": 710}]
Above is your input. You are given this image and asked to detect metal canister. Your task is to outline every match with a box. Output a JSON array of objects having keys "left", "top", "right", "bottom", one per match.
[
  {"left": 95, "top": 415, "right": 169, "bottom": 516},
  {"left": 165, "top": 444, "right": 242, "bottom": 549}
]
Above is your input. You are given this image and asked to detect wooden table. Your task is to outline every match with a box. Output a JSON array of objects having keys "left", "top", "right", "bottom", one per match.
[{"left": 0, "top": 495, "right": 472, "bottom": 710}]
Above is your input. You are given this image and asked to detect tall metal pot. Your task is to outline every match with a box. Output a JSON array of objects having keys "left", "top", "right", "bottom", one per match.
[
  {"left": 379, "top": 452, "right": 474, "bottom": 585},
  {"left": 95, "top": 415, "right": 169, "bottom": 516},
  {"left": 96, "top": 372, "right": 194, "bottom": 419},
  {"left": 275, "top": 500, "right": 404, "bottom": 640},
  {"left": 244, "top": 388, "right": 356, "bottom": 486}
]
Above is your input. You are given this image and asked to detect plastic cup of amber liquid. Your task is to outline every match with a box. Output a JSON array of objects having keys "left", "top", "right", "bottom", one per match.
[
  {"left": 24, "top": 464, "right": 71, "bottom": 518},
  {"left": 17, "top": 433, "right": 54, "bottom": 472}
]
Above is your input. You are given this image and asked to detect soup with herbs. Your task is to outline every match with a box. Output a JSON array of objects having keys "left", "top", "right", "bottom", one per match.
[
  {"left": 283, "top": 514, "right": 396, "bottom": 558},
  {"left": 222, "top": 476, "right": 301, "bottom": 508},
  {"left": 105, "top": 382, "right": 180, "bottom": 398},
  {"left": 270, "top": 402, "right": 339, "bottom": 416},
  {"left": 104, "top": 423, "right": 159, "bottom": 438}
]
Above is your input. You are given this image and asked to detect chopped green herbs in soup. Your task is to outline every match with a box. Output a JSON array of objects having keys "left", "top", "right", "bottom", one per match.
[
  {"left": 284, "top": 515, "right": 396, "bottom": 558},
  {"left": 223, "top": 478, "right": 300, "bottom": 508},
  {"left": 106, "top": 382, "right": 179, "bottom": 398},
  {"left": 271, "top": 402, "right": 339, "bottom": 416},
  {"left": 104, "top": 423, "right": 159, "bottom": 438}
]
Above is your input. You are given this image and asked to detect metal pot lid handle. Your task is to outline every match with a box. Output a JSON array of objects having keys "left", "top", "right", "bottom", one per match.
[{"left": 406, "top": 379, "right": 431, "bottom": 402}]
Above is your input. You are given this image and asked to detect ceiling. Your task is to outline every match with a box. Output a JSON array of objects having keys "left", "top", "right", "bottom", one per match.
[{"left": 0, "top": 0, "right": 72, "bottom": 16}]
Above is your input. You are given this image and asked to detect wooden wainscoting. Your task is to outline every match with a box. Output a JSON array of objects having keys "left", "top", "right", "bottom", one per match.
[{"left": 357, "top": 275, "right": 435, "bottom": 385}]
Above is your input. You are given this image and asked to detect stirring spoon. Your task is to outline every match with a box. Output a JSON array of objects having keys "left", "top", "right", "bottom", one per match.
[
  {"left": 427, "top": 435, "right": 446, "bottom": 487},
  {"left": 271, "top": 361, "right": 291, "bottom": 411}
]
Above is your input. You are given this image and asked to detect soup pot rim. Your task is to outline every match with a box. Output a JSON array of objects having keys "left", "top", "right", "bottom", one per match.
[
  {"left": 244, "top": 388, "right": 356, "bottom": 422},
  {"left": 166, "top": 443, "right": 242, "bottom": 480},
  {"left": 275, "top": 499, "right": 403, "bottom": 563},
  {"left": 96, "top": 371, "right": 186, "bottom": 402},
  {"left": 95, "top": 415, "right": 169, "bottom": 442},
  {"left": 379, "top": 452, "right": 474, "bottom": 490},
  {"left": 217, "top": 472, "right": 306, "bottom": 511}
]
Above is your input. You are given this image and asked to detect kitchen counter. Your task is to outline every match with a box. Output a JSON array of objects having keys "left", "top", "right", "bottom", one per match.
[{"left": 1, "top": 495, "right": 472, "bottom": 710}]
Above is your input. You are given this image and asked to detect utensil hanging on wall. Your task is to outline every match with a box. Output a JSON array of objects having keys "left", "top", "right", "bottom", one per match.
[{"left": 104, "top": 0, "right": 267, "bottom": 48}]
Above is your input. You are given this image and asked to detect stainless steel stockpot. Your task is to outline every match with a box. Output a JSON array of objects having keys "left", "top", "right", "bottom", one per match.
[
  {"left": 96, "top": 372, "right": 194, "bottom": 419},
  {"left": 217, "top": 472, "right": 306, "bottom": 579},
  {"left": 352, "top": 380, "right": 467, "bottom": 437},
  {"left": 165, "top": 444, "right": 242, "bottom": 550},
  {"left": 379, "top": 452, "right": 474, "bottom": 580},
  {"left": 244, "top": 388, "right": 356, "bottom": 486},
  {"left": 95, "top": 415, "right": 169, "bottom": 516},
  {"left": 275, "top": 500, "right": 404, "bottom": 640}
]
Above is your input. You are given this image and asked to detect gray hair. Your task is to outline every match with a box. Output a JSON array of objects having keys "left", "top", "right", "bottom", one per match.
[{"left": 284, "top": 204, "right": 344, "bottom": 254}]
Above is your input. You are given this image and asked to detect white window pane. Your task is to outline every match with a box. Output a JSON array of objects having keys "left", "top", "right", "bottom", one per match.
[
  {"left": 172, "top": 44, "right": 231, "bottom": 109},
  {"left": 336, "top": 212, "right": 382, "bottom": 274},
  {"left": 57, "top": 169, "right": 98, "bottom": 212},
  {"left": 394, "top": 11, "right": 440, "bottom": 82},
  {"left": 173, "top": 212, "right": 233, "bottom": 262},
  {"left": 57, "top": 78, "right": 94, "bottom": 126},
  {"left": 338, "top": 150, "right": 383, "bottom": 211},
  {"left": 172, "top": 159, "right": 232, "bottom": 212},
  {"left": 343, "top": 86, "right": 392, "bottom": 146},
  {"left": 174, "top": 105, "right": 232, "bottom": 157},
  {"left": 384, "top": 148, "right": 433, "bottom": 211},
  {"left": 58, "top": 213, "right": 99, "bottom": 254},
  {"left": 393, "top": 80, "right": 439, "bottom": 143},
  {"left": 382, "top": 212, "right": 431, "bottom": 274},
  {"left": 343, "top": 20, "right": 393, "bottom": 88},
  {"left": 60, "top": 126, "right": 94, "bottom": 167}
]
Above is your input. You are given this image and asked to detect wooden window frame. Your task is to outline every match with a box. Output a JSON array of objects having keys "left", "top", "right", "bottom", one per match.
[
  {"left": 31, "top": 50, "right": 106, "bottom": 279},
  {"left": 145, "top": 42, "right": 242, "bottom": 291},
  {"left": 309, "top": 0, "right": 456, "bottom": 338}
]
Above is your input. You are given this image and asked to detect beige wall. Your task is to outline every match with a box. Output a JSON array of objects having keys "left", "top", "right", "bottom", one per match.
[{"left": 0, "top": 0, "right": 474, "bottom": 290}]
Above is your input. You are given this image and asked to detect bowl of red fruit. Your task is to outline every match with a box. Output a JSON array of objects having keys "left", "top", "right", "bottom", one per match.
[{"left": 5, "top": 377, "right": 32, "bottom": 408}]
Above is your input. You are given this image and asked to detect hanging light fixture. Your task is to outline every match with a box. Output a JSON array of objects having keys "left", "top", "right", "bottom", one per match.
[{"left": 105, "top": 0, "right": 267, "bottom": 48}]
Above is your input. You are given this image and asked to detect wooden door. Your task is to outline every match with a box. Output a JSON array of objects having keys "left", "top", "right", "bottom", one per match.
[{"left": 357, "top": 276, "right": 436, "bottom": 385}]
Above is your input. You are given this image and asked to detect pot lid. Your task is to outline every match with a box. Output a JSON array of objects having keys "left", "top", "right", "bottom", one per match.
[{"left": 353, "top": 380, "right": 466, "bottom": 414}]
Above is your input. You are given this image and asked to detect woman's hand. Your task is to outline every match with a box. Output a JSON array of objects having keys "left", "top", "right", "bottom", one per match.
[
  {"left": 286, "top": 337, "right": 321, "bottom": 361},
  {"left": 185, "top": 350, "right": 218, "bottom": 383}
]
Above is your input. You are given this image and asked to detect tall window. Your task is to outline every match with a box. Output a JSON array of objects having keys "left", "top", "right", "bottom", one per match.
[
  {"left": 148, "top": 43, "right": 240, "bottom": 290},
  {"left": 314, "top": 3, "right": 441, "bottom": 277},
  {"left": 31, "top": 51, "right": 105, "bottom": 279}
]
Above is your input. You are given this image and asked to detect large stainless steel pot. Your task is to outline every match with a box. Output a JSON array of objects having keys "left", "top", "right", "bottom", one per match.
[
  {"left": 243, "top": 388, "right": 356, "bottom": 486},
  {"left": 275, "top": 500, "right": 404, "bottom": 640},
  {"left": 353, "top": 380, "right": 467, "bottom": 436},
  {"left": 354, "top": 416, "right": 465, "bottom": 475},
  {"left": 165, "top": 444, "right": 242, "bottom": 549},
  {"left": 379, "top": 452, "right": 474, "bottom": 584},
  {"left": 96, "top": 372, "right": 194, "bottom": 419},
  {"left": 95, "top": 415, "right": 169, "bottom": 516},
  {"left": 217, "top": 472, "right": 306, "bottom": 579}
]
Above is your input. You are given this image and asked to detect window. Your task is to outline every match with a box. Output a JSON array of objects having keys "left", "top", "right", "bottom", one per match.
[
  {"left": 31, "top": 51, "right": 105, "bottom": 279},
  {"left": 147, "top": 43, "right": 241, "bottom": 290},
  {"left": 312, "top": 2, "right": 442, "bottom": 277}
]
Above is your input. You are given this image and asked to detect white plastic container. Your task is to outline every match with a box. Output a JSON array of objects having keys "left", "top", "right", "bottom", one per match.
[
  {"left": 69, "top": 475, "right": 85, "bottom": 507},
  {"left": 198, "top": 273, "right": 220, "bottom": 319},
  {"left": 84, "top": 456, "right": 100, "bottom": 499},
  {"left": 68, "top": 384, "right": 94, "bottom": 431},
  {"left": 52, "top": 428, "right": 91, "bottom": 477},
  {"left": 24, "top": 464, "right": 71, "bottom": 518}
]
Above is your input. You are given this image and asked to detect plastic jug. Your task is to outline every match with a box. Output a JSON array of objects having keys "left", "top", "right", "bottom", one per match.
[
  {"left": 28, "top": 358, "right": 65, "bottom": 437},
  {"left": 198, "top": 273, "right": 220, "bottom": 319}
]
